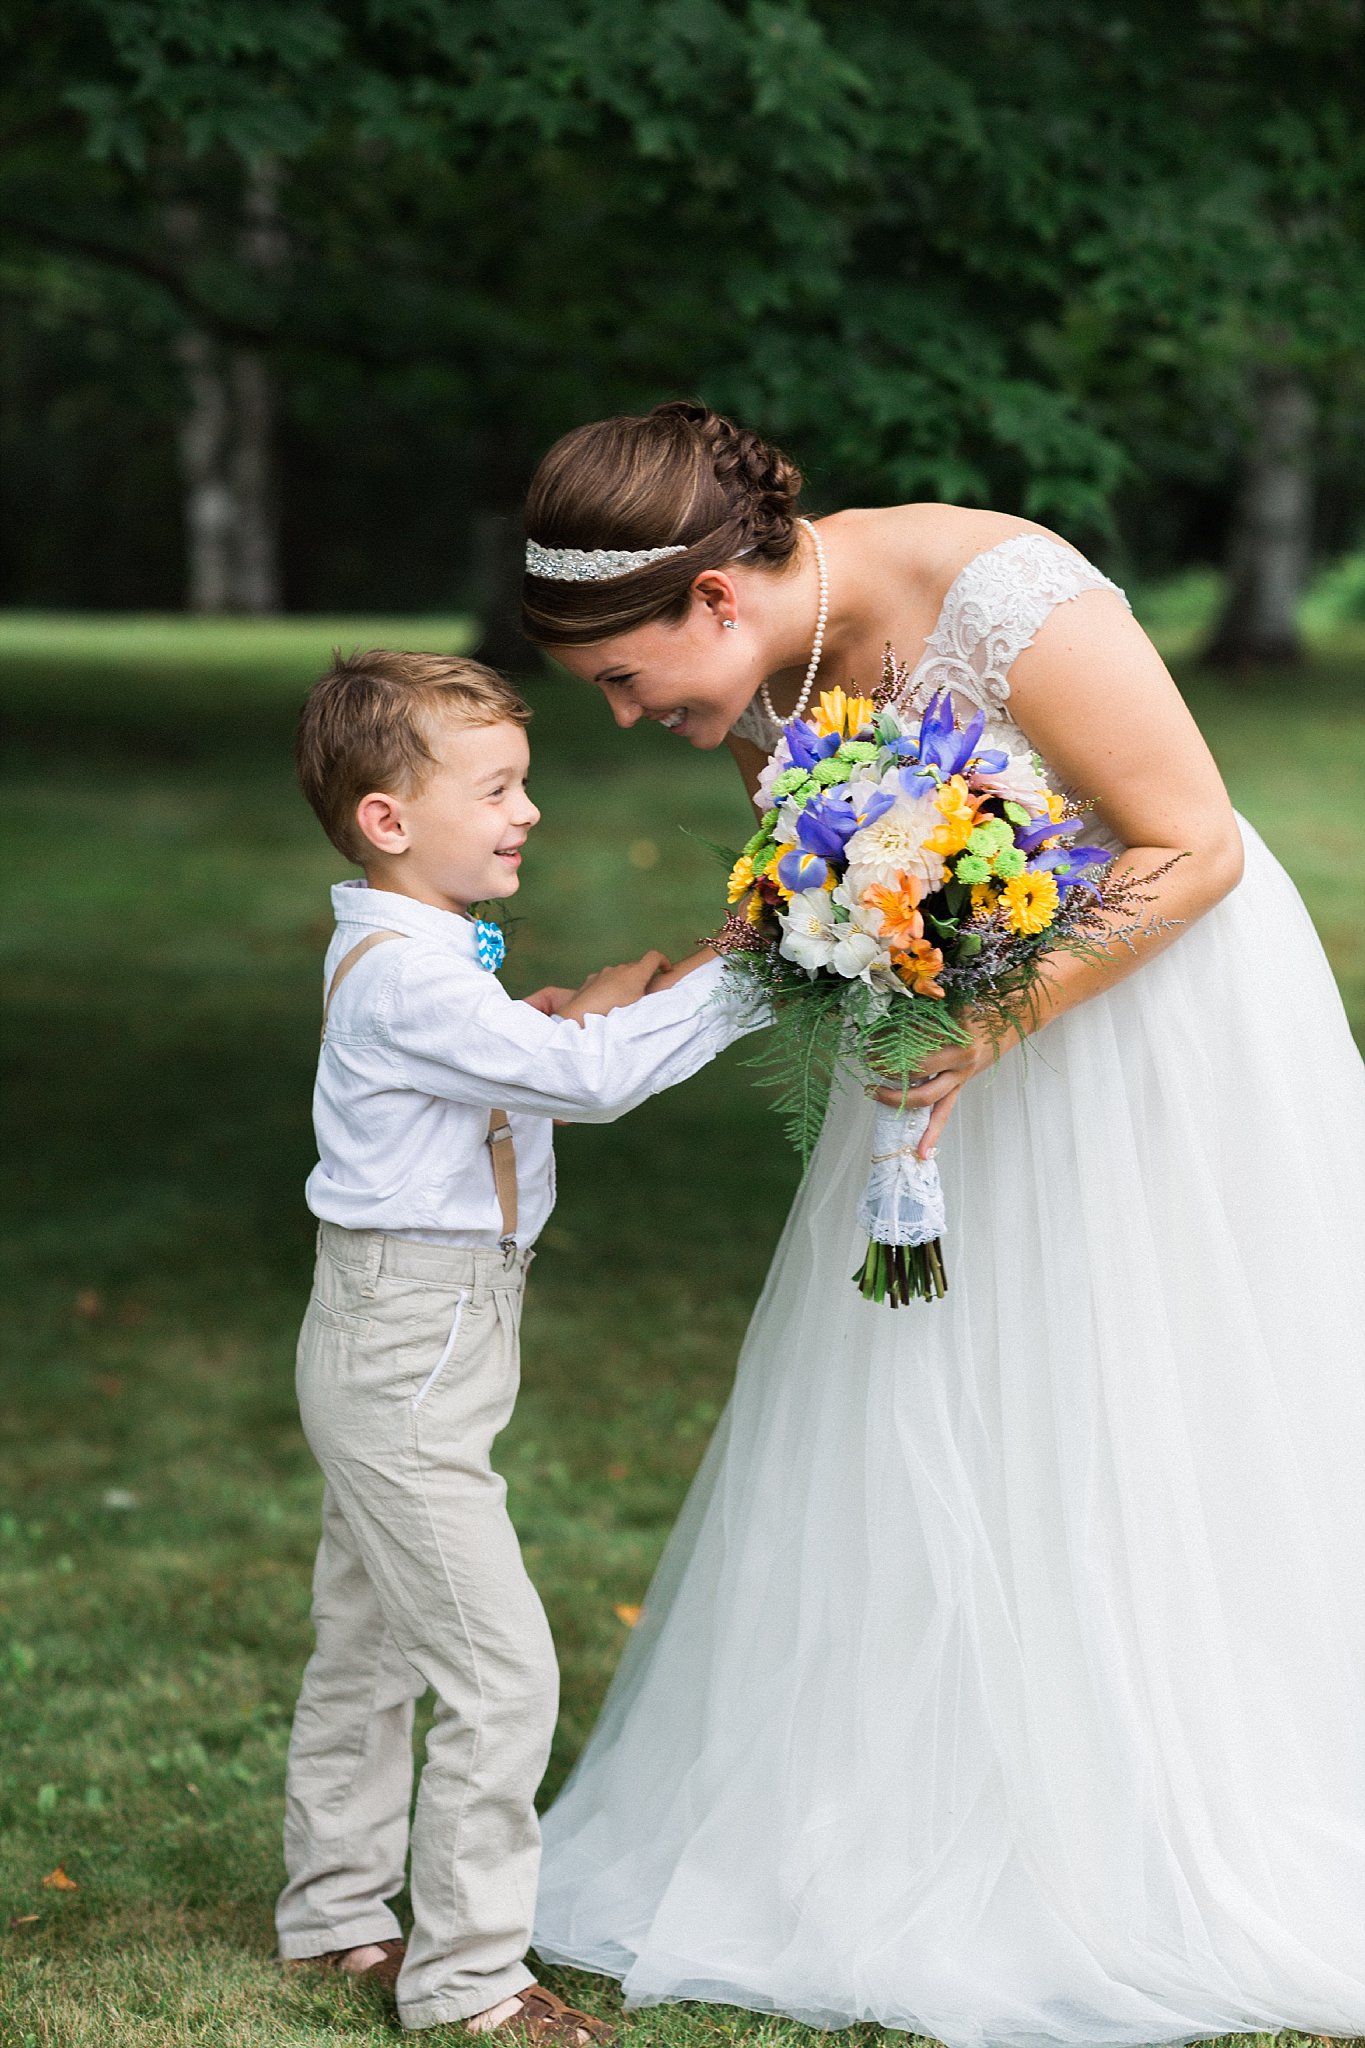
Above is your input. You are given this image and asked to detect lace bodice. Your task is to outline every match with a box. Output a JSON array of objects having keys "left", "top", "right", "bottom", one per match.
[{"left": 729, "top": 532, "right": 1129, "bottom": 755}]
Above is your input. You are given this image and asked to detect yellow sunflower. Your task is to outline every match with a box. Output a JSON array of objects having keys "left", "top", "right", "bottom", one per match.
[
  {"left": 727, "top": 853, "right": 757, "bottom": 904},
  {"left": 1000, "top": 869, "right": 1060, "bottom": 936},
  {"left": 970, "top": 882, "right": 1001, "bottom": 920}
]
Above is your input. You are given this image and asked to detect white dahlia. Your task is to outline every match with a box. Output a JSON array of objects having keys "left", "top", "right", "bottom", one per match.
[{"left": 843, "top": 794, "right": 947, "bottom": 899}]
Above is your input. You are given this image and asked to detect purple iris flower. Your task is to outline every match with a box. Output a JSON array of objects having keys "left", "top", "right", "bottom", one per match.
[
  {"left": 919, "top": 692, "right": 965, "bottom": 768},
  {"left": 776, "top": 786, "right": 894, "bottom": 894},
  {"left": 802, "top": 788, "right": 884, "bottom": 855},
  {"left": 783, "top": 717, "right": 842, "bottom": 771},
  {"left": 1014, "top": 811, "right": 1082, "bottom": 854},
  {"left": 1029, "top": 844, "right": 1111, "bottom": 894},
  {"left": 777, "top": 848, "right": 831, "bottom": 892},
  {"left": 898, "top": 693, "right": 1007, "bottom": 794}
]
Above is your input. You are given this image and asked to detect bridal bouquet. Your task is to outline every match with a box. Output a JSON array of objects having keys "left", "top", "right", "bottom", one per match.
[{"left": 715, "top": 660, "right": 1152, "bottom": 1306}]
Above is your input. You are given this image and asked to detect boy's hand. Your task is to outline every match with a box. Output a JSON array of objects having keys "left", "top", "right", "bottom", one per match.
[
  {"left": 558, "top": 951, "right": 671, "bottom": 1026},
  {"left": 520, "top": 985, "right": 577, "bottom": 1017},
  {"left": 645, "top": 945, "right": 718, "bottom": 992}
]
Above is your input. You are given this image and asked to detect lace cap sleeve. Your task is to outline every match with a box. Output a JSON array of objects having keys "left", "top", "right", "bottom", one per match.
[
  {"left": 729, "top": 695, "right": 782, "bottom": 752},
  {"left": 909, "top": 534, "right": 1130, "bottom": 715}
]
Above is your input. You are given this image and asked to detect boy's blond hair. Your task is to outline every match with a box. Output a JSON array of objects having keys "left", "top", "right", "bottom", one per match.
[{"left": 296, "top": 650, "right": 532, "bottom": 862}]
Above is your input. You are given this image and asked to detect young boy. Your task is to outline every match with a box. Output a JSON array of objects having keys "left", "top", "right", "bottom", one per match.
[{"left": 276, "top": 650, "right": 759, "bottom": 2039}]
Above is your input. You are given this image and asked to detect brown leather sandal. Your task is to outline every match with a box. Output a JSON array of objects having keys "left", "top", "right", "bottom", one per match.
[
  {"left": 286, "top": 1938, "right": 406, "bottom": 1995},
  {"left": 471, "top": 1983, "right": 617, "bottom": 2046}
]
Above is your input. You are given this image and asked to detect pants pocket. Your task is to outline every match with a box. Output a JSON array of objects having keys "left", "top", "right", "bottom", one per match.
[{"left": 411, "top": 1289, "right": 471, "bottom": 1409}]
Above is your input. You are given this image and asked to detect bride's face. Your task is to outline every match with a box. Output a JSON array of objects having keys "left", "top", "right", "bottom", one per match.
[{"left": 549, "top": 579, "right": 767, "bottom": 750}]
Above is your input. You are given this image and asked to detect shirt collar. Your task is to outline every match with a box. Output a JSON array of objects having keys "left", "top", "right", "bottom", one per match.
[{"left": 331, "top": 880, "right": 484, "bottom": 963}]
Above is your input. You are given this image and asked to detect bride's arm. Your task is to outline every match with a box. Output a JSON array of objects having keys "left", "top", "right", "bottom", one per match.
[{"left": 882, "top": 591, "right": 1245, "bottom": 1154}]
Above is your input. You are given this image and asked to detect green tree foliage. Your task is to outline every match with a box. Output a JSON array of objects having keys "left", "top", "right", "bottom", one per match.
[{"left": 1, "top": 1, "right": 1363, "bottom": 607}]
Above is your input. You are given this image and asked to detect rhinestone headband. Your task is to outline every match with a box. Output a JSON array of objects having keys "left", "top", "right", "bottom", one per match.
[{"left": 525, "top": 539, "right": 688, "bottom": 583}]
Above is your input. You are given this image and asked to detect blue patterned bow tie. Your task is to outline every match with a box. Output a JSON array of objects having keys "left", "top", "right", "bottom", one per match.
[{"left": 473, "top": 919, "right": 506, "bottom": 972}]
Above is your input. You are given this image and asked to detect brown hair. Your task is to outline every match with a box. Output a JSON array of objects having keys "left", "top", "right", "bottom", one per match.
[
  {"left": 521, "top": 400, "right": 804, "bottom": 647},
  {"left": 296, "top": 649, "right": 531, "bottom": 862}
]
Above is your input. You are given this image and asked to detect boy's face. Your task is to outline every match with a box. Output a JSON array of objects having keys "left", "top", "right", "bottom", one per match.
[{"left": 357, "top": 715, "right": 539, "bottom": 916}]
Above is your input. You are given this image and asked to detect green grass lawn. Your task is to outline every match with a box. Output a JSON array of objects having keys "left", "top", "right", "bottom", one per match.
[{"left": 1, "top": 612, "right": 1361, "bottom": 2048}]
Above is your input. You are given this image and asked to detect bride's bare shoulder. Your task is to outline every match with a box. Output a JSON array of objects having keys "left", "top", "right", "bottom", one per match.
[{"left": 822, "top": 503, "right": 1072, "bottom": 604}]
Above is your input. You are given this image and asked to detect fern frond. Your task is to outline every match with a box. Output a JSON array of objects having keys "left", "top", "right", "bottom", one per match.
[{"left": 680, "top": 828, "right": 743, "bottom": 871}]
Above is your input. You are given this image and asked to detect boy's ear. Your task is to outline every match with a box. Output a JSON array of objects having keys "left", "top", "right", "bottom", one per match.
[{"left": 354, "top": 790, "right": 407, "bottom": 857}]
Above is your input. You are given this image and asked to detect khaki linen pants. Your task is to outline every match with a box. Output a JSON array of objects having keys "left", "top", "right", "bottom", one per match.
[{"left": 276, "top": 1224, "right": 558, "bottom": 2030}]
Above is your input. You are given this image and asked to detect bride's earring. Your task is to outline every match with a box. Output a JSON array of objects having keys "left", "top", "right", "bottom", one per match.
[{"left": 723, "top": 619, "right": 739, "bottom": 631}]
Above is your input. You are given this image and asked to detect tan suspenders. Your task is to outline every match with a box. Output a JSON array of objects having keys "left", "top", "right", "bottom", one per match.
[
  {"left": 320, "top": 928, "right": 407, "bottom": 1031},
  {"left": 484, "top": 1110, "right": 518, "bottom": 1250},
  {"left": 321, "top": 931, "right": 519, "bottom": 1253}
]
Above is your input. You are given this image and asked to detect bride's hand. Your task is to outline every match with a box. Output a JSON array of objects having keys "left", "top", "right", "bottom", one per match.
[{"left": 871, "top": 1017, "right": 1005, "bottom": 1159}]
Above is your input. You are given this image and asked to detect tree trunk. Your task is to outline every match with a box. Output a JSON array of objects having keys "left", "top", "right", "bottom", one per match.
[
  {"left": 228, "top": 162, "right": 285, "bottom": 613},
  {"left": 174, "top": 328, "right": 236, "bottom": 614},
  {"left": 1205, "top": 372, "right": 1316, "bottom": 667},
  {"left": 168, "top": 165, "right": 284, "bottom": 613},
  {"left": 228, "top": 348, "right": 280, "bottom": 613}
]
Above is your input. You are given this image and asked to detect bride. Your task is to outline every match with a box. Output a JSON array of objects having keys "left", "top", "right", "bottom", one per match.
[{"left": 519, "top": 401, "right": 1365, "bottom": 2047}]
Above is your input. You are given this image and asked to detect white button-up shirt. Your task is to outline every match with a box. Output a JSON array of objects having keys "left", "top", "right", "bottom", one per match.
[{"left": 306, "top": 882, "right": 763, "bottom": 1249}]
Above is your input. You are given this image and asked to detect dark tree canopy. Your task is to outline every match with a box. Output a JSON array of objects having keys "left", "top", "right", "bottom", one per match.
[{"left": 2, "top": 0, "right": 1363, "bottom": 629}]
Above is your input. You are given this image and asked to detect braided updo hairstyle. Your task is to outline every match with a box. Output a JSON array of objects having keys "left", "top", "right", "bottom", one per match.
[{"left": 521, "top": 401, "right": 804, "bottom": 647}]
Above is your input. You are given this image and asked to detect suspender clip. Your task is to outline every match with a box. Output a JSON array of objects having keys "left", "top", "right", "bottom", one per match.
[{"left": 486, "top": 1109, "right": 519, "bottom": 1260}]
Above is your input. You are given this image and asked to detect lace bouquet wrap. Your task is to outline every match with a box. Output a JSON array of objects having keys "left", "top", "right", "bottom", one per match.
[{"left": 715, "top": 667, "right": 1134, "bottom": 1306}]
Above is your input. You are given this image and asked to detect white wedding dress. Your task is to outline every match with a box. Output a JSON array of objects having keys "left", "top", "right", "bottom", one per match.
[{"left": 533, "top": 536, "right": 1365, "bottom": 2047}]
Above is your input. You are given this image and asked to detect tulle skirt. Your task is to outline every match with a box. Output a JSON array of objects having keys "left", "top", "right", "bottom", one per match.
[{"left": 534, "top": 819, "right": 1365, "bottom": 2048}]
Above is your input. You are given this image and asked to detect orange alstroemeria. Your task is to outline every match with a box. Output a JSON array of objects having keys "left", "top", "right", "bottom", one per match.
[
  {"left": 812, "top": 686, "right": 876, "bottom": 740},
  {"left": 863, "top": 870, "right": 926, "bottom": 951},
  {"left": 891, "top": 939, "right": 946, "bottom": 999},
  {"left": 926, "top": 774, "right": 982, "bottom": 857}
]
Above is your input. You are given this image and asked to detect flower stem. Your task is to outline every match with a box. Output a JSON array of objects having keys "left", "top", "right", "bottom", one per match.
[{"left": 853, "top": 1237, "right": 949, "bottom": 1307}]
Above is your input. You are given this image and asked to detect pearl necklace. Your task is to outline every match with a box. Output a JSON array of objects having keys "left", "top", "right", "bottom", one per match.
[{"left": 758, "top": 516, "right": 828, "bottom": 729}]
